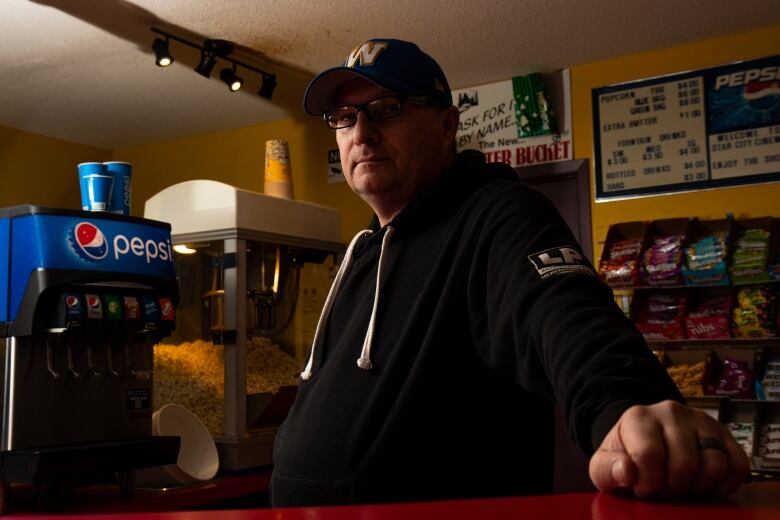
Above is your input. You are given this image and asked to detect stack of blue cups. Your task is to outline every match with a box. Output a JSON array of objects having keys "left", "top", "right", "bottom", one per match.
[{"left": 77, "top": 162, "right": 132, "bottom": 215}]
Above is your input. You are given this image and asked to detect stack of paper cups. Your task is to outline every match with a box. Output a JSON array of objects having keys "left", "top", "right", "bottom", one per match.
[
  {"left": 104, "top": 161, "right": 132, "bottom": 215},
  {"left": 264, "top": 139, "right": 294, "bottom": 199}
]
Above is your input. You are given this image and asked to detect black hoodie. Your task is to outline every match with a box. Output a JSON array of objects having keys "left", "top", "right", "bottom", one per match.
[{"left": 270, "top": 150, "right": 682, "bottom": 506}]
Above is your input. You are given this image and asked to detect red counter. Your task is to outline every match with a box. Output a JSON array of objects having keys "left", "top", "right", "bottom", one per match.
[{"left": 3, "top": 480, "right": 779, "bottom": 519}]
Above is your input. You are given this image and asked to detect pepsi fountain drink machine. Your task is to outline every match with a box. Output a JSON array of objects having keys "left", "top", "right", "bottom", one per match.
[{"left": 0, "top": 206, "right": 180, "bottom": 512}]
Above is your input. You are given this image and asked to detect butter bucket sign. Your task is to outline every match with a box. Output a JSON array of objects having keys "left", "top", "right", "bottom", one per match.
[{"left": 453, "top": 69, "right": 572, "bottom": 167}]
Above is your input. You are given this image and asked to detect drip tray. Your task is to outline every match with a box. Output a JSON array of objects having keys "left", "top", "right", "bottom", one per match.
[{"left": 0, "top": 436, "right": 180, "bottom": 483}]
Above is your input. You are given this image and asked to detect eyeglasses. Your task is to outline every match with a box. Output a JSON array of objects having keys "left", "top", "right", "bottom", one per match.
[{"left": 324, "top": 94, "right": 435, "bottom": 130}]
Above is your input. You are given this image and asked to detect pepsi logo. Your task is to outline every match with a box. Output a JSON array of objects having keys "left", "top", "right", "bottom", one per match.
[
  {"left": 743, "top": 81, "right": 780, "bottom": 111},
  {"left": 70, "top": 222, "right": 108, "bottom": 261},
  {"left": 66, "top": 295, "right": 80, "bottom": 309},
  {"left": 86, "top": 295, "right": 101, "bottom": 309},
  {"left": 161, "top": 300, "right": 174, "bottom": 319}
]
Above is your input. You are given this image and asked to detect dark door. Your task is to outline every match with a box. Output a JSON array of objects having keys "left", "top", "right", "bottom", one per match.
[{"left": 514, "top": 159, "right": 596, "bottom": 494}]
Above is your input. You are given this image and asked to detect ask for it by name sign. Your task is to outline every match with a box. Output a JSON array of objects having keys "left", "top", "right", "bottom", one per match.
[{"left": 593, "top": 55, "right": 780, "bottom": 201}]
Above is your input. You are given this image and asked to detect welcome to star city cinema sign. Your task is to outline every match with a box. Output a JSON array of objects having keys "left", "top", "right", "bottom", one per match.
[{"left": 453, "top": 70, "right": 573, "bottom": 168}]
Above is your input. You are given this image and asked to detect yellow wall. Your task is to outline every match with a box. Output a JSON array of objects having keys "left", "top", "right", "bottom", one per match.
[
  {"left": 3, "top": 25, "right": 779, "bottom": 251},
  {"left": 113, "top": 116, "right": 372, "bottom": 241},
  {"left": 571, "top": 25, "right": 780, "bottom": 260},
  {"left": 0, "top": 125, "right": 111, "bottom": 209}
]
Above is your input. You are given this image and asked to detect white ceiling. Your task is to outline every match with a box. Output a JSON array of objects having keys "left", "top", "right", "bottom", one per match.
[{"left": 2, "top": 0, "right": 779, "bottom": 149}]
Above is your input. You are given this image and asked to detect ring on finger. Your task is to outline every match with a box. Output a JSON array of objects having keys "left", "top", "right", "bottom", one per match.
[{"left": 697, "top": 436, "right": 727, "bottom": 455}]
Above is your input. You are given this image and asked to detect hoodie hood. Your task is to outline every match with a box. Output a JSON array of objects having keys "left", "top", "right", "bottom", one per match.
[{"left": 379, "top": 150, "right": 519, "bottom": 232}]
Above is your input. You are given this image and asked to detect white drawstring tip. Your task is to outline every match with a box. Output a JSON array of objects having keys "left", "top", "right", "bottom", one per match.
[
  {"left": 300, "top": 369, "right": 312, "bottom": 380},
  {"left": 356, "top": 357, "right": 373, "bottom": 370}
]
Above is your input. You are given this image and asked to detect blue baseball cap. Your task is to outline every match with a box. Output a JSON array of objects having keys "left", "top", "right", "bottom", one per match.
[{"left": 303, "top": 38, "right": 452, "bottom": 116}]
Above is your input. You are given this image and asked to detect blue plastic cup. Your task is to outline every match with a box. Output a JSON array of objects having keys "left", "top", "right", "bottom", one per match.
[
  {"left": 104, "top": 161, "right": 133, "bottom": 215},
  {"left": 87, "top": 174, "right": 114, "bottom": 211},
  {"left": 78, "top": 162, "right": 109, "bottom": 211}
]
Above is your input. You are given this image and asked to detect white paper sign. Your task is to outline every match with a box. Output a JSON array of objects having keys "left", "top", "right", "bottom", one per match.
[
  {"left": 453, "top": 70, "right": 573, "bottom": 167},
  {"left": 327, "top": 148, "right": 345, "bottom": 183}
]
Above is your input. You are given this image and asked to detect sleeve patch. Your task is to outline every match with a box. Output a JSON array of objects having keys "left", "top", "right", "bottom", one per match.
[{"left": 527, "top": 246, "right": 596, "bottom": 279}]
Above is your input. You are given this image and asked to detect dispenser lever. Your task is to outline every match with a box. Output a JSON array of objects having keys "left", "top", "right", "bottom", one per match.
[
  {"left": 139, "top": 337, "right": 150, "bottom": 373},
  {"left": 66, "top": 335, "right": 80, "bottom": 378},
  {"left": 88, "top": 333, "right": 101, "bottom": 376},
  {"left": 44, "top": 333, "right": 61, "bottom": 379},
  {"left": 107, "top": 336, "right": 120, "bottom": 376},
  {"left": 124, "top": 335, "right": 136, "bottom": 376}
]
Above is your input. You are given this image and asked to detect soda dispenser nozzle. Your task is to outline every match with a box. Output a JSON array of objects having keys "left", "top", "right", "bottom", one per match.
[{"left": 124, "top": 331, "right": 151, "bottom": 379}]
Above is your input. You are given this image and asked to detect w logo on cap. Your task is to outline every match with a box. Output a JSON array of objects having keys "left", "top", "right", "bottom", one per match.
[{"left": 345, "top": 42, "right": 388, "bottom": 68}]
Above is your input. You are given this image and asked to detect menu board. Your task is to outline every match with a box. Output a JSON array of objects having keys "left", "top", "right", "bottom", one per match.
[{"left": 593, "top": 55, "right": 780, "bottom": 200}]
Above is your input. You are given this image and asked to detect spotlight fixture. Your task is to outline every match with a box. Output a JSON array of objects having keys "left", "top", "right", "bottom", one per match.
[
  {"left": 220, "top": 64, "right": 244, "bottom": 92},
  {"left": 195, "top": 39, "right": 235, "bottom": 78},
  {"left": 258, "top": 73, "right": 277, "bottom": 100},
  {"left": 194, "top": 51, "right": 216, "bottom": 77},
  {"left": 151, "top": 27, "right": 278, "bottom": 101},
  {"left": 152, "top": 37, "right": 173, "bottom": 67}
]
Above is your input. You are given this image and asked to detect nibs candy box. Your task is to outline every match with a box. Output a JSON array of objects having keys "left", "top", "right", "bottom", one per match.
[{"left": 685, "top": 289, "right": 732, "bottom": 340}]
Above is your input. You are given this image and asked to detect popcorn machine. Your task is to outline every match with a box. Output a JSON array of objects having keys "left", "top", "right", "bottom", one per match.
[
  {"left": 0, "top": 205, "right": 180, "bottom": 510},
  {"left": 145, "top": 180, "right": 343, "bottom": 469}
]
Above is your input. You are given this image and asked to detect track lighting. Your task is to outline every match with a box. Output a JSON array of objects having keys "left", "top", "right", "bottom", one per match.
[
  {"left": 258, "top": 73, "right": 277, "bottom": 100},
  {"left": 152, "top": 37, "right": 173, "bottom": 67},
  {"left": 151, "top": 27, "right": 278, "bottom": 101},
  {"left": 220, "top": 65, "right": 244, "bottom": 92}
]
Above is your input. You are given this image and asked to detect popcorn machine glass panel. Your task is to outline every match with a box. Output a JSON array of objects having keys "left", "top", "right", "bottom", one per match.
[
  {"left": 155, "top": 237, "right": 338, "bottom": 469},
  {"left": 145, "top": 180, "right": 344, "bottom": 470}
]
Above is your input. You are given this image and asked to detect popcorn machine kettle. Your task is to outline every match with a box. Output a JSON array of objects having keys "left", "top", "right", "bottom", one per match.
[{"left": 145, "top": 180, "right": 343, "bottom": 469}]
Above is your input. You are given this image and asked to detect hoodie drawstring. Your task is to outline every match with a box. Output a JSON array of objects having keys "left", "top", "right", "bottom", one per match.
[
  {"left": 356, "top": 226, "right": 394, "bottom": 370},
  {"left": 300, "top": 226, "right": 395, "bottom": 380}
]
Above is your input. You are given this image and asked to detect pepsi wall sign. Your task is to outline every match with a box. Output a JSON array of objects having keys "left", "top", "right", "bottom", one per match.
[{"left": 593, "top": 54, "right": 780, "bottom": 200}]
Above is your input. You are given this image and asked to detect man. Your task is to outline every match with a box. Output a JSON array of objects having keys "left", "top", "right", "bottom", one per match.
[{"left": 270, "top": 38, "right": 749, "bottom": 507}]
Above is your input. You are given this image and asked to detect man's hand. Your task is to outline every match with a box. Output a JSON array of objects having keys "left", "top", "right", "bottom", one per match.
[{"left": 589, "top": 400, "right": 750, "bottom": 498}]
